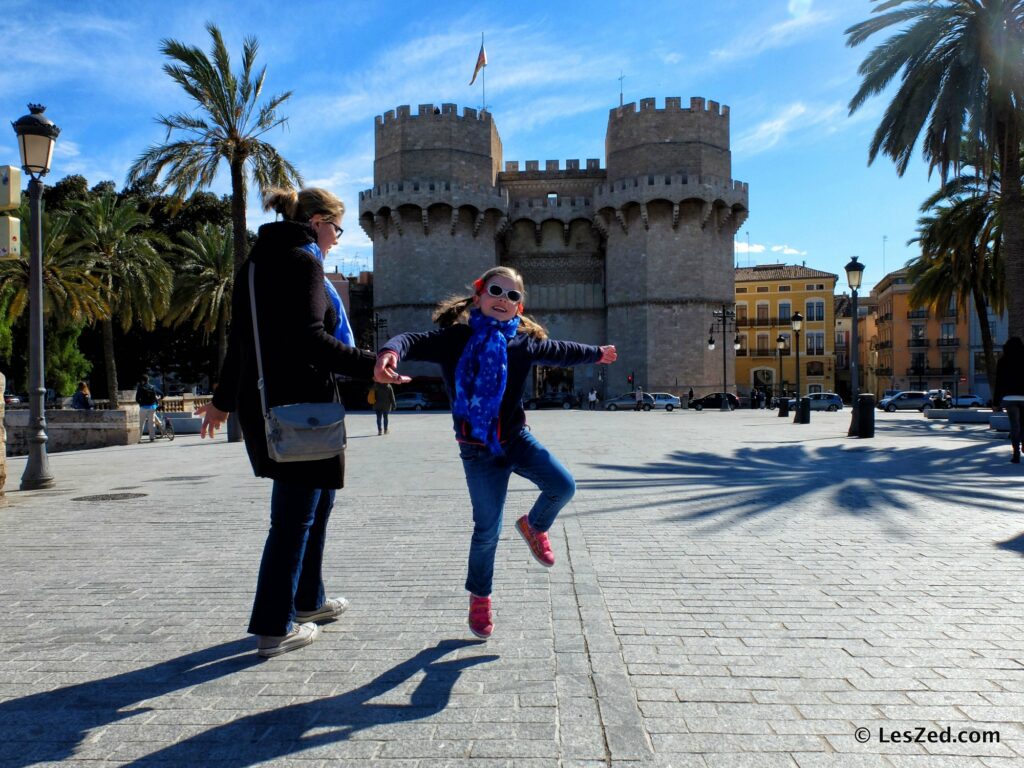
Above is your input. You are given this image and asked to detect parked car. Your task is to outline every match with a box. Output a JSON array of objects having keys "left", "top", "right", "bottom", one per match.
[
  {"left": 524, "top": 393, "right": 579, "bottom": 410},
  {"left": 603, "top": 392, "right": 655, "bottom": 411},
  {"left": 688, "top": 392, "right": 740, "bottom": 411},
  {"left": 878, "top": 390, "right": 932, "bottom": 412},
  {"left": 951, "top": 394, "right": 986, "bottom": 408},
  {"left": 4, "top": 392, "right": 21, "bottom": 406},
  {"left": 786, "top": 392, "right": 844, "bottom": 412},
  {"left": 649, "top": 392, "right": 682, "bottom": 411},
  {"left": 394, "top": 392, "right": 431, "bottom": 411}
]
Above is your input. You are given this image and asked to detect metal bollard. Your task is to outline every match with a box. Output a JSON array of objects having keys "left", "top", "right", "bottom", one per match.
[
  {"left": 777, "top": 397, "right": 789, "bottom": 417},
  {"left": 856, "top": 394, "right": 875, "bottom": 438},
  {"left": 794, "top": 397, "right": 811, "bottom": 424}
]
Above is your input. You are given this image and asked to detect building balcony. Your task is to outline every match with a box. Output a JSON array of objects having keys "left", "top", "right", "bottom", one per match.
[
  {"left": 908, "top": 339, "right": 930, "bottom": 347},
  {"left": 876, "top": 340, "right": 892, "bottom": 350},
  {"left": 736, "top": 349, "right": 748, "bottom": 356},
  {"left": 906, "top": 367, "right": 956, "bottom": 377},
  {"left": 937, "top": 337, "right": 960, "bottom": 347},
  {"left": 878, "top": 312, "right": 893, "bottom": 323},
  {"left": 736, "top": 316, "right": 787, "bottom": 328},
  {"left": 907, "top": 309, "right": 929, "bottom": 319},
  {"left": 875, "top": 367, "right": 892, "bottom": 377}
]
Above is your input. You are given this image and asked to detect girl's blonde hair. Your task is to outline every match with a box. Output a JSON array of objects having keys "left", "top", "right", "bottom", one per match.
[
  {"left": 263, "top": 187, "right": 345, "bottom": 223},
  {"left": 433, "top": 266, "right": 547, "bottom": 339}
]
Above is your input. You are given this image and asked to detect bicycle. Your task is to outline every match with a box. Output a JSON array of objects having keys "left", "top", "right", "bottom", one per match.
[{"left": 142, "top": 405, "right": 175, "bottom": 442}]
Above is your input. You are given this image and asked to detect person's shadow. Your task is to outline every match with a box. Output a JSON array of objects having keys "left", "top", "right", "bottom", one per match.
[
  {"left": 121, "top": 639, "right": 495, "bottom": 766},
  {"left": 0, "top": 638, "right": 494, "bottom": 767}
]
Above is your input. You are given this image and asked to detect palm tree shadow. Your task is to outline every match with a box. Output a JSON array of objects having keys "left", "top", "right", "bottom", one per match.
[
  {"left": 575, "top": 440, "right": 1021, "bottom": 533},
  {"left": 996, "top": 531, "right": 1024, "bottom": 555},
  {"left": 0, "top": 637, "right": 259, "bottom": 767},
  {"left": 122, "top": 639, "right": 496, "bottom": 766}
]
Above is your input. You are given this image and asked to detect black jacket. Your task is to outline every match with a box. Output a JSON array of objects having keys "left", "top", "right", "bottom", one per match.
[
  {"left": 382, "top": 324, "right": 602, "bottom": 445},
  {"left": 994, "top": 352, "right": 1024, "bottom": 406},
  {"left": 212, "top": 221, "right": 376, "bottom": 488}
]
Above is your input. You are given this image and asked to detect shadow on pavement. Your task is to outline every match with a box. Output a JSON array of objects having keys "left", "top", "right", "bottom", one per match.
[
  {"left": 996, "top": 531, "right": 1024, "bottom": 556},
  {"left": 0, "top": 638, "right": 494, "bottom": 767},
  {"left": 120, "top": 639, "right": 495, "bottom": 766},
  {"left": 0, "top": 637, "right": 259, "bottom": 767},
  {"left": 576, "top": 440, "right": 1021, "bottom": 532}
]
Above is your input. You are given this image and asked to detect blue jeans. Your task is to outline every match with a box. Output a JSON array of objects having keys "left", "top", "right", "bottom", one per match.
[
  {"left": 376, "top": 410, "right": 389, "bottom": 432},
  {"left": 459, "top": 428, "right": 575, "bottom": 597},
  {"left": 248, "top": 480, "right": 335, "bottom": 636},
  {"left": 1007, "top": 403, "right": 1022, "bottom": 451}
]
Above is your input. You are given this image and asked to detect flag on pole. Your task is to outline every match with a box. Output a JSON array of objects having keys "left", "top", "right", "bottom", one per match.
[{"left": 469, "top": 42, "right": 487, "bottom": 85}]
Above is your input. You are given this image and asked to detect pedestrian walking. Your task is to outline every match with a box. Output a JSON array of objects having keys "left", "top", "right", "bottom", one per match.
[
  {"left": 374, "top": 266, "right": 617, "bottom": 639},
  {"left": 135, "top": 375, "right": 161, "bottom": 441},
  {"left": 634, "top": 385, "right": 644, "bottom": 411},
  {"left": 687, "top": 387, "right": 694, "bottom": 406},
  {"left": 994, "top": 336, "right": 1024, "bottom": 464},
  {"left": 588, "top": 387, "right": 598, "bottom": 411},
  {"left": 372, "top": 381, "right": 396, "bottom": 435},
  {"left": 196, "top": 186, "right": 377, "bottom": 658}
]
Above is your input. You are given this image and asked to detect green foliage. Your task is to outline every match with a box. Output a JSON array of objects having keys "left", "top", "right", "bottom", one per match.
[
  {"left": 45, "top": 322, "right": 92, "bottom": 397},
  {"left": 165, "top": 223, "right": 234, "bottom": 336}
]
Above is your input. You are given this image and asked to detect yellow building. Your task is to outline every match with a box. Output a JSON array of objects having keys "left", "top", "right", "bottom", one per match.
[
  {"left": 868, "top": 270, "right": 971, "bottom": 397},
  {"left": 734, "top": 264, "right": 838, "bottom": 399}
]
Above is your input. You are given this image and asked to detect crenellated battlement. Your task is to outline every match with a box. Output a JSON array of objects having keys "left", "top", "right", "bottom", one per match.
[
  {"left": 608, "top": 96, "right": 730, "bottom": 120},
  {"left": 375, "top": 103, "right": 492, "bottom": 126},
  {"left": 502, "top": 158, "right": 604, "bottom": 174},
  {"left": 594, "top": 173, "right": 748, "bottom": 197},
  {"left": 359, "top": 179, "right": 505, "bottom": 203}
]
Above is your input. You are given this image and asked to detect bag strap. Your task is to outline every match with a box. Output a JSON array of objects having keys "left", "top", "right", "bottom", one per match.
[{"left": 248, "top": 262, "right": 271, "bottom": 418}]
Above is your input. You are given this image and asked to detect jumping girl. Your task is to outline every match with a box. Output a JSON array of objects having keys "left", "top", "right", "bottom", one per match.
[{"left": 374, "top": 266, "right": 617, "bottom": 638}]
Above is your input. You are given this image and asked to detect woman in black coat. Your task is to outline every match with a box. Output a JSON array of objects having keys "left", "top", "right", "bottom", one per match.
[
  {"left": 198, "top": 187, "right": 376, "bottom": 657},
  {"left": 994, "top": 336, "right": 1024, "bottom": 464}
]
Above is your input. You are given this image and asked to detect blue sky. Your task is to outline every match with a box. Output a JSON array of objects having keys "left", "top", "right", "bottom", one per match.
[{"left": 5, "top": 0, "right": 939, "bottom": 293}]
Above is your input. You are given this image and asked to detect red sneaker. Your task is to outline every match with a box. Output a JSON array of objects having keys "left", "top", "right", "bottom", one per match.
[
  {"left": 468, "top": 594, "right": 493, "bottom": 639},
  {"left": 516, "top": 515, "right": 555, "bottom": 567}
]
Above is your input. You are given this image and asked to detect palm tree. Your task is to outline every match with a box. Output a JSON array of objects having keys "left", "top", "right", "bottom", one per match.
[
  {"left": 0, "top": 207, "right": 107, "bottom": 326},
  {"left": 846, "top": 0, "right": 1024, "bottom": 337},
  {"left": 907, "top": 161, "right": 1005, "bottom": 395},
  {"left": 71, "top": 192, "right": 172, "bottom": 405},
  {"left": 164, "top": 223, "right": 235, "bottom": 372},
  {"left": 126, "top": 23, "right": 302, "bottom": 272}
]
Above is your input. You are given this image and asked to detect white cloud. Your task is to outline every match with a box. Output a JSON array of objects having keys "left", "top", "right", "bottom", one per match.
[
  {"left": 788, "top": 0, "right": 813, "bottom": 18},
  {"left": 734, "top": 240, "right": 767, "bottom": 254},
  {"left": 733, "top": 101, "right": 845, "bottom": 156},
  {"left": 771, "top": 244, "right": 807, "bottom": 256},
  {"left": 711, "top": 9, "right": 833, "bottom": 64}
]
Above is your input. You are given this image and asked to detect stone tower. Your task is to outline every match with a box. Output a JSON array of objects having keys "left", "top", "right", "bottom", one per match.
[
  {"left": 358, "top": 103, "right": 507, "bottom": 368},
  {"left": 598, "top": 97, "right": 748, "bottom": 392},
  {"left": 359, "top": 97, "right": 748, "bottom": 397}
]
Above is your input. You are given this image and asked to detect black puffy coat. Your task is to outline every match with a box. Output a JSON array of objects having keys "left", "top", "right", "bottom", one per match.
[{"left": 212, "top": 221, "right": 376, "bottom": 488}]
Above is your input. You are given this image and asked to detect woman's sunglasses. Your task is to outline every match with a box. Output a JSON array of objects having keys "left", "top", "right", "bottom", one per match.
[{"left": 485, "top": 284, "right": 523, "bottom": 303}]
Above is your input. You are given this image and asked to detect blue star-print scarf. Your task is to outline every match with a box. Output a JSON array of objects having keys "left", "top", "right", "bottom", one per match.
[{"left": 453, "top": 309, "right": 521, "bottom": 455}]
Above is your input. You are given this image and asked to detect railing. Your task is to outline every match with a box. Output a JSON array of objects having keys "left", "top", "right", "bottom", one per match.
[
  {"left": 937, "top": 337, "right": 960, "bottom": 347},
  {"left": 755, "top": 348, "right": 772, "bottom": 357},
  {"left": 878, "top": 313, "right": 893, "bottom": 323},
  {"left": 735, "top": 349, "right": 748, "bottom": 356},
  {"left": 876, "top": 340, "right": 892, "bottom": 349},
  {"left": 906, "top": 367, "right": 955, "bottom": 377},
  {"left": 907, "top": 309, "right": 929, "bottom": 319},
  {"left": 875, "top": 367, "right": 892, "bottom": 377},
  {"left": 908, "top": 339, "right": 930, "bottom": 347},
  {"left": 736, "top": 316, "right": 785, "bottom": 327}
]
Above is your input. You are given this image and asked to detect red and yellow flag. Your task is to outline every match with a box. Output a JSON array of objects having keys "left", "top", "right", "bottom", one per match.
[{"left": 469, "top": 43, "right": 487, "bottom": 85}]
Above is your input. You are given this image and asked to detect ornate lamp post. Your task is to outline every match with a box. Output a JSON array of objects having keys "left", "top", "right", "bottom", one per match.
[
  {"left": 845, "top": 256, "right": 865, "bottom": 436},
  {"left": 791, "top": 311, "right": 806, "bottom": 424},
  {"left": 708, "top": 304, "right": 739, "bottom": 411},
  {"left": 12, "top": 105, "right": 59, "bottom": 490},
  {"left": 372, "top": 312, "right": 388, "bottom": 351},
  {"left": 776, "top": 333, "right": 786, "bottom": 414}
]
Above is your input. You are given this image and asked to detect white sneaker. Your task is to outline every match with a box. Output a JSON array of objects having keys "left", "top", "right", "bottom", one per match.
[
  {"left": 295, "top": 596, "right": 349, "bottom": 624},
  {"left": 256, "top": 622, "right": 320, "bottom": 658}
]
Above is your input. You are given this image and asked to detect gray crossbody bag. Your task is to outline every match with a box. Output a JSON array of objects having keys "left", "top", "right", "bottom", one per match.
[{"left": 249, "top": 262, "right": 347, "bottom": 462}]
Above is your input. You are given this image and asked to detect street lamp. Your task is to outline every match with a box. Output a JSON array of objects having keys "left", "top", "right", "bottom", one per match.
[
  {"left": 709, "top": 304, "right": 737, "bottom": 411},
  {"left": 845, "top": 255, "right": 865, "bottom": 436},
  {"left": 776, "top": 334, "right": 786, "bottom": 415},
  {"left": 12, "top": 105, "right": 59, "bottom": 490},
  {"left": 372, "top": 312, "right": 388, "bottom": 351},
  {"left": 791, "top": 311, "right": 806, "bottom": 424}
]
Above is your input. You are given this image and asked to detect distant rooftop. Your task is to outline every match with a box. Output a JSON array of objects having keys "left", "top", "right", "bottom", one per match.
[{"left": 735, "top": 263, "right": 838, "bottom": 282}]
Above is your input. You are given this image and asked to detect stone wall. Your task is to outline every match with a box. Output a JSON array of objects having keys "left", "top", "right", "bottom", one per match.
[
  {"left": 0, "top": 372, "right": 6, "bottom": 505},
  {"left": 4, "top": 404, "right": 142, "bottom": 456}
]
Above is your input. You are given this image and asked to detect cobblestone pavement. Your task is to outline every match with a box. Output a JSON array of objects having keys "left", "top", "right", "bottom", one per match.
[{"left": 1, "top": 408, "right": 1022, "bottom": 767}]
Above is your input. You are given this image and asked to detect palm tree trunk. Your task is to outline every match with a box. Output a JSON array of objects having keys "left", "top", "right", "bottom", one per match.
[
  {"left": 101, "top": 319, "right": 119, "bottom": 406},
  {"left": 973, "top": 284, "right": 998, "bottom": 406},
  {"left": 227, "top": 154, "right": 248, "bottom": 442},
  {"left": 230, "top": 155, "right": 248, "bottom": 271},
  {"left": 1000, "top": 116, "right": 1024, "bottom": 339}
]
